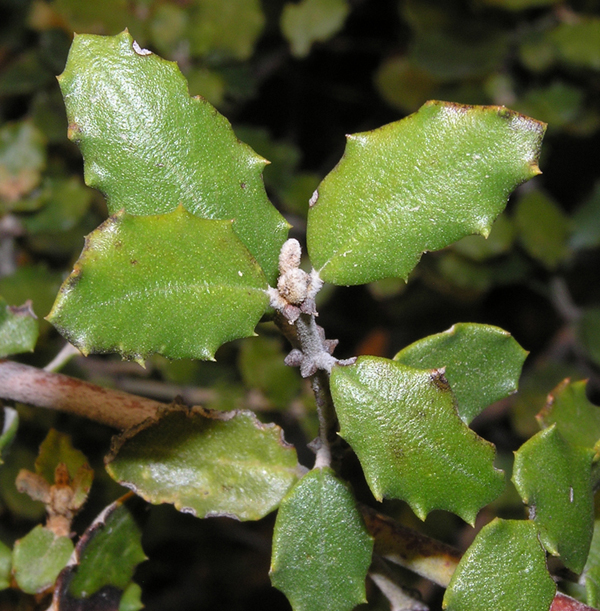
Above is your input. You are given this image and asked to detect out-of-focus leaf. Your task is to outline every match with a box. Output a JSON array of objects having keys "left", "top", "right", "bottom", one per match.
[
  {"left": 0, "top": 407, "right": 18, "bottom": 465},
  {"left": 394, "top": 323, "right": 527, "bottom": 424},
  {"left": 47, "top": 207, "right": 270, "bottom": 363},
  {"left": 480, "top": 0, "right": 560, "bottom": 10},
  {"left": 515, "top": 189, "right": 571, "bottom": 268},
  {"left": 409, "top": 28, "right": 509, "bottom": 81},
  {"left": 270, "top": 467, "right": 373, "bottom": 611},
  {"left": 0, "top": 539, "right": 10, "bottom": 590},
  {"left": 281, "top": 0, "right": 350, "bottom": 58},
  {"left": 0, "top": 297, "right": 38, "bottom": 358},
  {"left": 515, "top": 81, "right": 584, "bottom": 131},
  {"left": 58, "top": 30, "right": 287, "bottom": 282},
  {"left": 551, "top": 18, "right": 600, "bottom": 71},
  {"left": 188, "top": 0, "right": 265, "bottom": 60},
  {"left": 31, "top": 89, "right": 70, "bottom": 144},
  {"left": 12, "top": 525, "right": 74, "bottom": 594},
  {"left": 443, "top": 519, "right": 556, "bottom": 611},
  {"left": 52, "top": 0, "right": 134, "bottom": 35},
  {"left": 577, "top": 309, "right": 600, "bottom": 369},
  {"left": 307, "top": 101, "right": 545, "bottom": 286},
  {"left": 0, "top": 51, "right": 53, "bottom": 97},
  {"left": 451, "top": 214, "right": 515, "bottom": 262},
  {"left": 0, "top": 121, "right": 46, "bottom": 209},
  {"left": 21, "top": 177, "right": 93, "bottom": 235},
  {"left": 537, "top": 379, "right": 600, "bottom": 450},
  {"left": 148, "top": 3, "right": 187, "bottom": 56},
  {"left": 513, "top": 426, "right": 594, "bottom": 573},
  {"left": 35, "top": 428, "right": 89, "bottom": 484},
  {"left": 239, "top": 335, "right": 301, "bottom": 408},
  {"left": 581, "top": 519, "right": 600, "bottom": 608},
  {"left": 330, "top": 357, "right": 504, "bottom": 524},
  {"left": 375, "top": 57, "right": 438, "bottom": 114},
  {"left": 186, "top": 68, "right": 226, "bottom": 106},
  {"left": 106, "top": 406, "right": 299, "bottom": 521},
  {"left": 571, "top": 183, "right": 600, "bottom": 250},
  {"left": 119, "top": 582, "right": 144, "bottom": 611},
  {"left": 519, "top": 30, "right": 556, "bottom": 72},
  {"left": 53, "top": 497, "right": 146, "bottom": 609}
]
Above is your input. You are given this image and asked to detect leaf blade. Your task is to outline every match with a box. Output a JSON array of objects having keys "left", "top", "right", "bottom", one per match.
[{"left": 307, "top": 101, "right": 545, "bottom": 286}]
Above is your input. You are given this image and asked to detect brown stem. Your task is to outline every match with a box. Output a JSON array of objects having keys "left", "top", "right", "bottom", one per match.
[{"left": 0, "top": 359, "right": 162, "bottom": 430}]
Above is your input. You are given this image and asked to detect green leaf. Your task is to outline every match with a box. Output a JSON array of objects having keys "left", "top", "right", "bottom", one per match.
[
  {"left": 571, "top": 182, "right": 600, "bottom": 250},
  {"left": 35, "top": 428, "right": 90, "bottom": 484},
  {"left": 394, "top": 323, "right": 527, "bottom": 424},
  {"left": 12, "top": 525, "right": 74, "bottom": 594},
  {"left": 187, "top": 0, "right": 265, "bottom": 61},
  {"left": 52, "top": 0, "right": 135, "bottom": 36},
  {"left": 537, "top": 379, "right": 600, "bottom": 450},
  {"left": 479, "top": 0, "right": 560, "bottom": 10},
  {"left": 67, "top": 501, "right": 146, "bottom": 599},
  {"left": 577, "top": 308, "right": 600, "bottom": 369},
  {"left": 238, "top": 335, "right": 302, "bottom": 408},
  {"left": 47, "top": 206, "right": 270, "bottom": 363},
  {"left": 0, "top": 297, "right": 38, "bottom": 358},
  {"left": 330, "top": 357, "right": 504, "bottom": 523},
  {"left": 451, "top": 214, "right": 515, "bottom": 262},
  {"left": 58, "top": 30, "right": 288, "bottom": 282},
  {"left": 551, "top": 18, "right": 600, "bottom": 71},
  {"left": 515, "top": 189, "right": 571, "bottom": 268},
  {"left": 0, "top": 407, "right": 18, "bottom": 465},
  {"left": 270, "top": 467, "right": 373, "bottom": 611},
  {"left": 0, "top": 540, "right": 11, "bottom": 590},
  {"left": 515, "top": 82, "right": 585, "bottom": 131},
  {"left": 307, "top": 101, "right": 545, "bottom": 286},
  {"left": 0, "top": 120, "right": 46, "bottom": 210},
  {"left": 513, "top": 426, "right": 594, "bottom": 573},
  {"left": 21, "top": 177, "right": 94, "bottom": 235},
  {"left": 281, "top": 0, "right": 350, "bottom": 58},
  {"left": 443, "top": 519, "right": 556, "bottom": 611},
  {"left": 119, "top": 582, "right": 144, "bottom": 611},
  {"left": 106, "top": 406, "right": 299, "bottom": 521},
  {"left": 581, "top": 519, "right": 600, "bottom": 608}
]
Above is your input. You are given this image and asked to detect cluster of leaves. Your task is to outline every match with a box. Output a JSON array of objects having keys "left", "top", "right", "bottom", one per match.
[{"left": 1, "top": 1, "right": 600, "bottom": 611}]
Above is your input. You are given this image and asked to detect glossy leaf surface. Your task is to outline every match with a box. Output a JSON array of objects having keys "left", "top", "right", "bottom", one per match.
[
  {"left": 0, "top": 297, "right": 38, "bottom": 358},
  {"left": 106, "top": 406, "right": 299, "bottom": 521},
  {"left": 58, "top": 30, "right": 287, "bottom": 281},
  {"left": 330, "top": 357, "right": 504, "bottom": 523},
  {"left": 47, "top": 207, "right": 269, "bottom": 363},
  {"left": 394, "top": 323, "right": 527, "bottom": 423},
  {"left": 270, "top": 467, "right": 373, "bottom": 611},
  {"left": 513, "top": 426, "right": 594, "bottom": 573},
  {"left": 537, "top": 379, "right": 600, "bottom": 450},
  {"left": 307, "top": 101, "right": 545, "bottom": 285},
  {"left": 12, "top": 525, "right": 74, "bottom": 594},
  {"left": 444, "top": 519, "right": 555, "bottom": 611},
  {"left": 53, "top": 497, "right": 146, "bottom": 609},
  {"left": 281, "top": 0, "right": 350, "bottom": 58}
]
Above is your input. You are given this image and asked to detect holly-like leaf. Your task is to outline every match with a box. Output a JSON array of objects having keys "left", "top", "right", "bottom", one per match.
[
  {"left": 581, "top": 519, "right": 600, "bottom": 608},
  {"left": 106, "top": 406, "right": 299, "bottom": 521},
  {"left": 513, "top": 425, "right": 594, "bottom": 573},
  {"left": 58, "top": 30, "right": 288, "bottom": 282},
  {"left": 307, "top": 101, "right": 545, "bottom": 286},
  {"left": 270, "top": 467, "right": 373, "bottom": 611},
  {"left": 537, "top": 379, "right": 600, "bottom": 450},
  {"left": 52, "top": 496, "right": 146, "bottom": 609},
  {"left": 12, "top": 525, "right": 74, "bottom": 594},
  {"left": 281, "top": 0, "right": 350, "bottom": 58},
  {"left": 47, "top": 206, "right": 270, "bottom": 363},
  {"left": 443, "top": 519, "right": 556, "bottom": 611},
  {"left": 330, "top": 357, "right": 504, "bottom": 524},
  {"left": 394, "top": 323, "right": 527, "bottom": 423}
]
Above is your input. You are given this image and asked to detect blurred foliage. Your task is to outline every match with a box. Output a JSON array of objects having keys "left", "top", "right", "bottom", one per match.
[{"left": 0, "top": 0, "right": 599, "bottom": 609}]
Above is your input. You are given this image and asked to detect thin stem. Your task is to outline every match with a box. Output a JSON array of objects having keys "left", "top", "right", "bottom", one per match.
[{"left": 0, "top": 359, "right": 162, "bottom": 430}]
